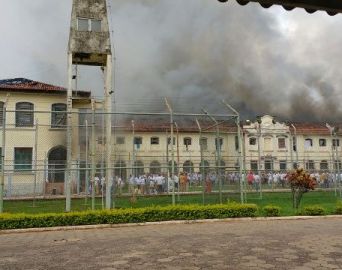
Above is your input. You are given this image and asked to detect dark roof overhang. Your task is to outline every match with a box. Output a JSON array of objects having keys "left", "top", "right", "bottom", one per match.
[{"left": 218, "top": 0, "right": 342, "bottom": 16}]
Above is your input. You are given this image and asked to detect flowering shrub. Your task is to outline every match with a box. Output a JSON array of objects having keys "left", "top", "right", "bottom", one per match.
[{"left": 286, "top": 168, "right": 317, "bottom": 209}]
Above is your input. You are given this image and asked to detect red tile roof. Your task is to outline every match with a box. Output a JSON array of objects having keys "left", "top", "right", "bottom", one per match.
[
  {"left": 0, "top": 78, "right": 66, "bottom": 91},
  {"left": 0, "top": 78, "right": 91, "bottom": 97},
  {"left": 290, "top": 123, "right": 342, "bottom": 136}
]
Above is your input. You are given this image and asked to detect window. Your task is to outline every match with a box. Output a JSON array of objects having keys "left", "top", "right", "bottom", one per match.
[
  {"left": 279, "top": 160, "right": 287, "bottom": 170},
  {"left": 16, "top": 102, "right": 34, "bottom": 127},
  {"left": 333, "top": 139, "right": 340, "bottom": 147},
  {"left": 249, "top": 137, "right": 257, "bottom": 146},
  {"left": 278, "top": 138, "right": 286, "bottom": 149},
  {"left": 293, "top": 162, "right": 298, "bottom": 169},
  {"left": 77, "top": 18, "right": 89, "bottom": 31},
  {"left": 235, "top": 136, "right": 239, "bottom": 151},
  {"left": 250, "top": 161, "right": 258, "bottom": 171},
  {"left": 91, "top": 19, "right": 101, "bottom": 32},
  {"left": 264, "top": 159, "right": 273, "bottom": 171},
  {"left": 199, "top": 137, "right": 208, "bottom": 151},
  {"left": 334, "top": 160, "right": 342, "bottom": 170},
  {"left": 167, "top": 137, "right": 176, "bottom": 145},
  {"left": 319, "top": 139, "right": 327, "bottom": 147},
  {"left": 304, "top": 138, "right": 313, "bottom": 149},
  {"left": 51, "top": 103, "right": 67, "bottom": 128},
  {"left": 97, "top": 136, "right": 106, "bottom": 145},
  {"left": 184, "top": 137, "right": 192, "bottom": 150},
  {"left": 77, "top": 18, "right": 102, "bottom": 32},
  {"left": 134, "top": 137, "right": 142, "bottom": 149},
  {"left": 14, "top": 148, "right": 32, "bottom": 171},
  {"left": 320, "top": 160, "right": 328, "bottom": 170},
  {"left": 293, "top": 137, "right": 297, "bottom": 152},
  {"left": 150, "top": 160, "right": 161, "bottom": 174},
  {"left": 116, "top": 137, "right": 125, "bottom": 145},
  {"left": 305, "top": 160, "right": 315, "bottom": 170},
  {"left": 264, "top": 137, "right": 272, "bottom": 151},
  {"left": 151, "top": 137, "right": 159, "bottom": 145},
  {"left": 0, "top": 101, "right": 4, "bottom": 126},
  {"left": 215, "top": 137, "right": 223, "bottom": 151}
]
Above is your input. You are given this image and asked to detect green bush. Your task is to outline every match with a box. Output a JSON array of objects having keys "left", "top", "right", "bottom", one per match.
[
  {"left": 0, "top": 203, "right": 258, "bottom": 230},
  {"left": 262, "top": 205, "right": 281, "bottom": 217},
  {"left": 302, "top": 205, "right": 326, "bottom": 216},
  {"left": 335, "top": 201, "right": 342, "bottom": 215}
]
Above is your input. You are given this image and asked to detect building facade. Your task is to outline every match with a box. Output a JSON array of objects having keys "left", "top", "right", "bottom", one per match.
[{"left": 1, "top": 80, "right": 340, "bottom": 196}]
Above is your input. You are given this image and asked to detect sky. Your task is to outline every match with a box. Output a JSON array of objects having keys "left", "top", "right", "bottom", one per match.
[{"left": 1, "top": 0, "right": 342, "bottom": 122}]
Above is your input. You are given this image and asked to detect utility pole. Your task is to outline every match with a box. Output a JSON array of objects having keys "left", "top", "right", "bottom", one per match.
[
  {"left": 132, "top": 120, "right": 135, "bottom": 180},
  {"left": 66, "top": 53, "right": 73, "bottom": 212},
  {"left": 165, "top": 98, "right": 175, "bottom": 205},
  {"left": 91, "top": 100, "right": 96, "bottom": 210},
  {"left": 291, "top": 124, "right": 298, "bottom": 168},
  {"left": 105, "top": 54, "right": 113, "bottom": 210},
  {"left": 85, "top": 119, "right": 89, "bottom": 205},
  {"left": 195, "top": 118, "right": 205, "bottom": 205},
  {"left": 257, "top": 118, "right": 262, "bottom": 199},
  {"left": 174, "top": 122, "right": 180, "bottom": 202},
  {"left": 33, "top": 118, "right": 39, "bottom": 207}
]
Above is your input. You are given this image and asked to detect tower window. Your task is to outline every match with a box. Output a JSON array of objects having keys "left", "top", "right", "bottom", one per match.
[
  {"left": 91, "top": 20, "right": 101, "bottom": 32},
  {"left": 77, "top": 18, "right": 89, "bottom": 31},
  {"left": 77, "top": 18, "right": 102, "bottom": 32}
]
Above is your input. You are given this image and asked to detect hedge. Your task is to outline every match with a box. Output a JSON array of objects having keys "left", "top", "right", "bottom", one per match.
[
  {"left": 302, "top": 205, "right": 326, "bottom": 216},
  {"left": 0, "top": 203, "right": 258, "bottom": 230},
  {"left": 262, "top": 205, "right": 281, "bottom": 217},
  {"left": 335, "top": 201, "right": 342, "bottom": 215}
]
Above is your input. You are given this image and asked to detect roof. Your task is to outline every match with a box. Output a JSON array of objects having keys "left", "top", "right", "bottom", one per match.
[
  {"left": 112, "top": 118, "right": 238, "bottom": 133},
  {"left": 0, "top": 78, "right": 91, "bottom": 97},
  {"left": 219, "top": 0, "right": 342, "bottom": 16},
  {"left": 290, "top": 123, "right": 342, "bottom": 136}
]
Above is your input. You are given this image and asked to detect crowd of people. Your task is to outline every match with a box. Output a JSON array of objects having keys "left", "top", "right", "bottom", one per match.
[{"left": 87, "top": 170, "right": 341, "bottom": 196}]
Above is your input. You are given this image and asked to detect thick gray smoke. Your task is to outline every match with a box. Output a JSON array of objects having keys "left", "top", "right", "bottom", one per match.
[{"left": 1, "top": 0, "right": 342, "bottom": 122}]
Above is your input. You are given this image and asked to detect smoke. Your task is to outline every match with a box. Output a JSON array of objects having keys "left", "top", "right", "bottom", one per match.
[{"left": 1, "top": 0, "right": 342, "bottom": 122}]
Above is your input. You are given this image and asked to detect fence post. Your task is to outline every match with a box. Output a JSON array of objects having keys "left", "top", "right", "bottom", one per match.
[
  {"left": 0, "top": 96, "right": 8, "bottom": 213},
  {"left": 33, "top": 118, "right": 38, "bottom": 207}
]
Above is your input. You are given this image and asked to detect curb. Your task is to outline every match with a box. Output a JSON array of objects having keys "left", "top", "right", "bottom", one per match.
[{"left": 1, "top": 215, "right": 341, "bottom": 235}]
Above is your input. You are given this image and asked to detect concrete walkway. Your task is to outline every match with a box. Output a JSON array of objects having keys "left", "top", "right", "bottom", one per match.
[{"left": 0, "top": 217, "right": 341, "bottom": 269}]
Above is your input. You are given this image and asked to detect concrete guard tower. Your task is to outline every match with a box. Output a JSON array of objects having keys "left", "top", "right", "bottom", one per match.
[{"left": 67, "top": 0, "right": 113, "bottom": 211}]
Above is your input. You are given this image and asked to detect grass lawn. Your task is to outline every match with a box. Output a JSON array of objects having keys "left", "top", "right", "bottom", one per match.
[{"left": 3, "top": 190, "right": 341, "bottom": 216}]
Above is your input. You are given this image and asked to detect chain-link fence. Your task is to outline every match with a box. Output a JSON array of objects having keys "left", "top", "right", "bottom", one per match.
[{"left": 1, "top": 102, "right": 341, "bottom": 213}]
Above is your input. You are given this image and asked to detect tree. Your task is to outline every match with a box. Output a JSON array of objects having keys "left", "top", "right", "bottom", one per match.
[{"left": 286, "top": 168, "right": 317, "bottom": 209}]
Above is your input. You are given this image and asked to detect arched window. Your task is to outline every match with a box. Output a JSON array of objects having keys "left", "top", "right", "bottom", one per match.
[
  {"left": 150, "top": 137, "right": 159, "bottom": 145},
  {"left": 199, "top": 137, "right": 208, "bottom": 150},
  {"left": 51, "top": 103, "right": 67, "bottom": 128},
  {"left": 168, "top": 160, "right": 178, "bottom": 175},
  {"left": 184, "top": 137, "right": 192, "bottom": 150},
  {"left": 183, "top": 160, "right": 194, "bottom": 173},
  {"left": 133, "top": 160, "right": 144, "bottom": 176},
  {"left": 199, "top": 160, "right": 210, "bottom": 175},
  {"left": 115, "top": 160, "right": 127, "bottom": 179},
  {"left": 304, "top": 138, "right": 313, "bottom": 149},
  {"left": 215, "top": 137, "right": 224, "bottom": 151},
  {"left": 16, "top": 102, "right": 34, "bottom": 127},
  {"left": 249, "top": 137, "right": 257, "bottom": 146},
  {"left": 215, "top": 159, "right": 226, "bottom": 174},
  {"left": 305, "top": 160, "right": 315, "bottom": 171},
  {"left": 150, "top": 160, "right": 161, "bottom": 174},
  {"left": 0, "top": 101, "right": 4, "bottom": 126},
  {"left": 48, "top": 146, "right": 67, "bottom": 183},
  {"left": 320, "top": 160, "right": 328, "bottom": 170}
]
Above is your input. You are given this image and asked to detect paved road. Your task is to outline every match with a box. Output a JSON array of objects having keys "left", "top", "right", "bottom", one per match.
[{"left": 1, "top": 218, "right": 342, "bottom": 270}]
